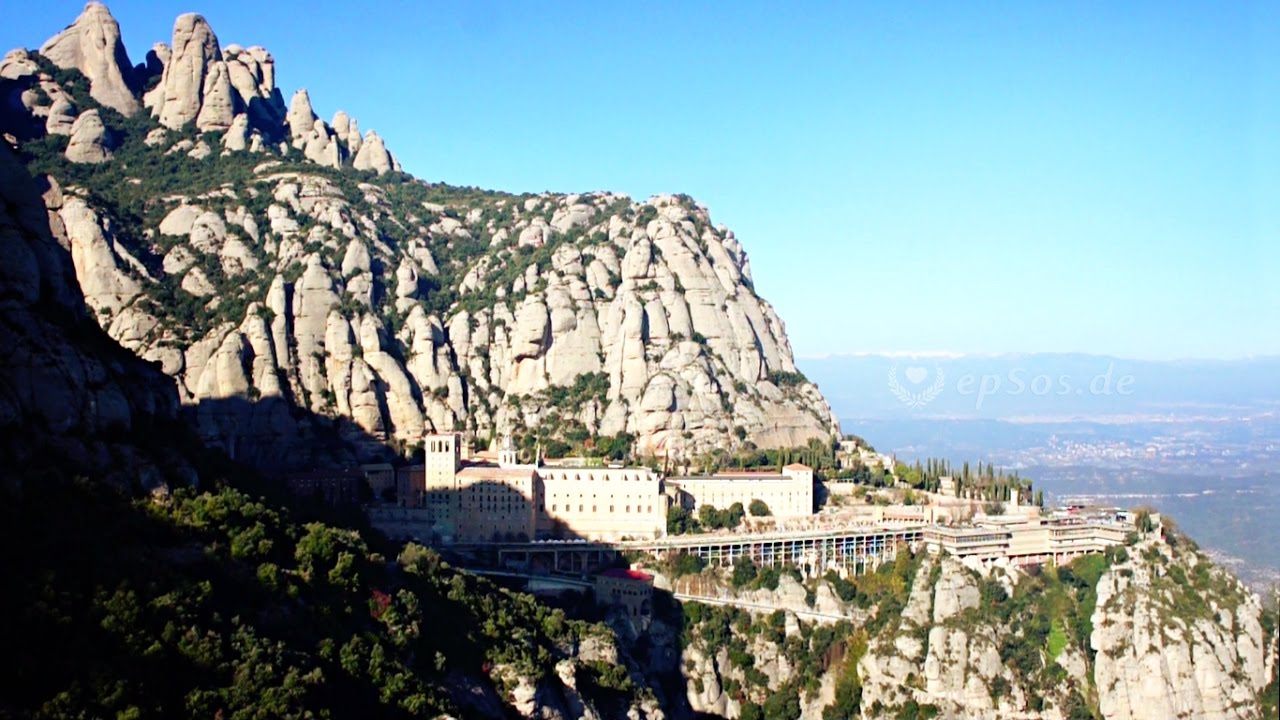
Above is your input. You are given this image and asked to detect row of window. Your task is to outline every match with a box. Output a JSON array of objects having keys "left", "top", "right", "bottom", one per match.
[
  {"left": 606, "top": 588, "right": 649, "bottom": 598},
  {"left": 543, "top": 473, "right": 656, "bottom": 483},
  {"left": 544, "top": 504, "right": 655, "bottom": 514}
]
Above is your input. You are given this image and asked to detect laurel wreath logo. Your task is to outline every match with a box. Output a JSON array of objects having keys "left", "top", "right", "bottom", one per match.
[{"left": 888, "top": 365, "right": 946, "bottom": 408}]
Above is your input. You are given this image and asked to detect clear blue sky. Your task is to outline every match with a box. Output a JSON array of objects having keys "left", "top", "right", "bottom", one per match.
[{"left": 7, "top": 1, "right": 1278, "bottom": 360}]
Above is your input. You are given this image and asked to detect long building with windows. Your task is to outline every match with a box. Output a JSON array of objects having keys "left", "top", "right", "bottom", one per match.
[
  {"left": 666, "top": 465, "right": 815, "bottom": 518},
  {"left": 371, "top": 434, "right": 824, "bottom": 543},
  {"left": 536, "top": 465, "right": 666, "bottom": 541},
  {"left": 372, "top": 433, "right": 669, "bottom": 543},
  {"left": 922, "top": 513, "right": 1132, "bottom": 566}
]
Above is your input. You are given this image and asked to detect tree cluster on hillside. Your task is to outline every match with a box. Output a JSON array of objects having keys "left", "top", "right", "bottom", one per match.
[
  {"left": 666, "top": 502, "right": 750, "bottom": 535},
  {"left": 0, "top": 476, "right": 642, "bottom": 718},
  {"left": 691, "top": 438, "right": 838, "bottom": 477},
  {"left": 886, "top": 457, "right": 1038, "bottom": 505}
]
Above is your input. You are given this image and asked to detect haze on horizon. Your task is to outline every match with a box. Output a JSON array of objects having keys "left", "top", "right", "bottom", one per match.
[{"left": 5, "top": 1, "right": 1277, "bottom": 361}]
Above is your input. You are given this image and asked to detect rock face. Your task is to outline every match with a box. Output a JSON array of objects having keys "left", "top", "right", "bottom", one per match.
[
  {"left": 81, "top": 178, "right": 835, "bottom": 467},
  {"left": 852, "top": 539, "right": 1277, "bottom": 720},
  {"left": 3, "top": 6, "right": 837, "bottom": 467},
  {"left": 147, "top": 13, "right": 222, "bottom": 130},
  {"left": 856, "top": 555, "right": 1033, "bottom": 718},
  {"left": 1090, "top": 537, "right": 1272, "bottom": 720},
  {"left": 0, "top": 143, "right": 179, "bottom": 484},
  {"left": 38, "top": 2, "right": 140, "bottom": 116},
  {"left": 64, "top": 109, "right": 111, "bottom": 163}
]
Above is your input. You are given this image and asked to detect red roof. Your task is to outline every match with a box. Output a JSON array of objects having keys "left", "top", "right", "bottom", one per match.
[
  {"left": 783, "top": 463, "right": 812, "bottom": 471},
  {"left": 599, "top": 568, "right": 653, "bottom": 582}
]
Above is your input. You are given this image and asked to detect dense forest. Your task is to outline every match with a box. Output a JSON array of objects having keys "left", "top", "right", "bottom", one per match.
[{"left": 0, "top": 473, "right": 647, "bottom": 719}]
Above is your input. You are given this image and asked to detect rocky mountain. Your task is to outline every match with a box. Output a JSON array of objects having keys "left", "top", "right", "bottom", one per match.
[
  {"left": 0, "top": 49, "right": 664, "bottom": 716},
  {"left": 1, "top": 3, "right": 837, "bottom": 470},
  {"left": 659, "top": 523, "right": 1278, "bottom": 720},
  {"left": 0, "top": 137, "right": 185, "bottom": 486}
]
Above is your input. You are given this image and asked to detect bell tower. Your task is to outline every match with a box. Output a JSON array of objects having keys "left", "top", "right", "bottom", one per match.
[
  {"left": 498, "top": 435, "right": 519, "bottom": 467},
  {"left": 424, "top": 432, "right": 461, "bottom": 491}
]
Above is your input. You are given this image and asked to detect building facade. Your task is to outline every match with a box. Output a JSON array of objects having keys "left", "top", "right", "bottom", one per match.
[
  {"left": 283, "top": 468, "right": 365, "bottom": 506},
  {"left": 536, "top": 465, "right": 666, "bottom": 541},
  {"left": 922, "top": 514, "right": 1132, "bottom": 566},
  {"left": 376, "top": 433, "right": 666, "bottom": 543},
  {"left": 594, "top": 568, "right": 654, "bottom": 623},
  {"left": 667, "top": 464, "right": 815, "bottom": 518}
]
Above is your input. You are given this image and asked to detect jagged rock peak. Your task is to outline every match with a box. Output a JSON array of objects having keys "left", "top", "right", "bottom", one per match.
[
  {"left": 38, "top": 2, "right": 140, "bottom": 116},
  {"left": 138, "top": 11, "right": 288, "bottom": 136},
  {"left": 287, "top": 88, "right": 317, "bottom": 142},
  {"left": 17, "top": 5, "right": 398, "bottom": 174},
  {"left": 331, "top": 110, "right": 361, "bottom": 154},
  {"left": 352, "top": 130, "right": 396, "bottom": 175},
  {"left": 145, "top": 12, "right": 222, "bottom": 130}
]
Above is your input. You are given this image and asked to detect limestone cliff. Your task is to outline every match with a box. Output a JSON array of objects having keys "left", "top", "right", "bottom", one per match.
[
  {"left": 644, "top": 527, "right": 1277, "bottom": 720},
  {"left": 0, "top": 141, "right": 182, "bottom": 486},
  {"left": 0, "top": 131, "right": 671, "bottom": 720},
  {"left": 853, "top": 535, "right": 1275, "bottom": 719},
  {"left": 1, "top": 4, "right": 838, "bottom": 469}
]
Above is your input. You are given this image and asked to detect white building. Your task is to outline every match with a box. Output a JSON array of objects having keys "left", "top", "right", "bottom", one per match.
[
  {"left": 373, "top": 433, "right": 666, "bottom": 543},
  {"left": 666, "top": 464, "right": 815, "bottom": 518}
]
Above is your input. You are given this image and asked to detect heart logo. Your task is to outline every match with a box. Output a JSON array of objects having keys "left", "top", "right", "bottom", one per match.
[{"left": 905, "top": 366, "right": 928, "bottom": 384}]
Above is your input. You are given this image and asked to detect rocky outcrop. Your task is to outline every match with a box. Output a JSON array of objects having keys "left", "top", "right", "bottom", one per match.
[
  {"left": 222, "top": 44, "right": 284, "bottom": 129},
  {"left": 677, "top": 585, "right": 842, "bottom": 719},
  {"left": 58, "top": 196, "right": 141, "bottom": 312},
  {"left": 5, "top": 6, "right": 397, "bottom": 175},
  {"left": 352, "top": 130, "right": 395, "bottom": 175},
  {"left": 5, "top": 6, "right": 835, "bottom": 466},
  {"left": 147, "top": 13, "right": 220, "bottom": 129},
  {"left": 853, "top": 539, "right": 1276, "bottom": 720},
  {"left": 143, "top": 12, "right": 286, "bottom": 135},
  {"left": 45, "top": 96, "right": 77, "bottom": 136},
  {"left": 0, "top": 143, "right": 179, "bottom": 484},
  {"left": 1090, "top": 536, "right": 1272, "bottom": 720},
  {"left": 856, "top": 556, "right": 1037, "bottom": 718},
  {"left": 642, "top": 542, "right": 1275, "bottom": 720},
  {"left": 38, "top": 2, "right": 140, "bottom": 116},
  {"left": 0, "top": 49, "right": 39, "bottom": 81},
  {"left": 332, "top": 110, "right": 361, "bottom": 155},
  {"left": 64, "top": 109, "right": 111, "bottom": 163}
]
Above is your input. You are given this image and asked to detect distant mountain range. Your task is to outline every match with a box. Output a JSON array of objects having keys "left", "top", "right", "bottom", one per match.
[{"left": 799, "top": 352, "right": 1280, "bottom": 422}]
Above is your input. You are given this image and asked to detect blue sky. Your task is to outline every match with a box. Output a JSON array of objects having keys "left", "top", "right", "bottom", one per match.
[{"left": 6, "top": 1, "right": 1278, "bottom": 360}]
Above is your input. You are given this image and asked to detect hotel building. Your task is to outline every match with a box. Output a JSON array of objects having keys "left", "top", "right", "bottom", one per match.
[{"left": 665, "top": 464, "right": 815, "bottom": 518}]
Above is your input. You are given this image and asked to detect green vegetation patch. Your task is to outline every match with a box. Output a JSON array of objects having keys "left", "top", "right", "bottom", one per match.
[{"left": 0, "top": 477, "right": 632, "bottom": 718}]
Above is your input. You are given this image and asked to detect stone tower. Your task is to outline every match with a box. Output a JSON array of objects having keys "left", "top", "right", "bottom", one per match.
[
  {"left": 498, "top": 435, "right": 518, "bottom": 468},
  {"left": 424, "top": 432, "right": 460, "bottom": 492}
]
